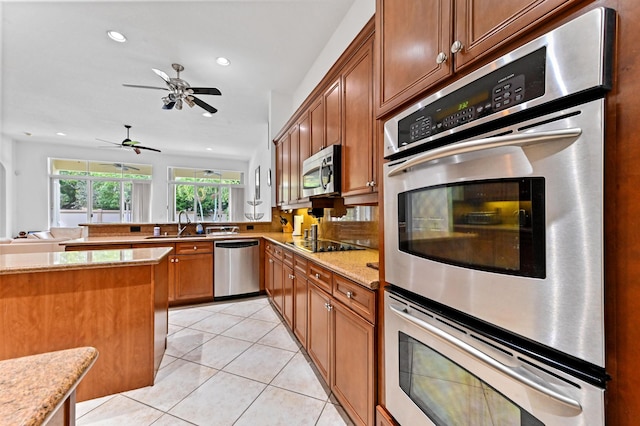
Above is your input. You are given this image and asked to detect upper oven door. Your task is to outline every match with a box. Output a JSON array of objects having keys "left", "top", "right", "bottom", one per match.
[{"left": 383, "top": 99, "right": 605, "bottom": 368}]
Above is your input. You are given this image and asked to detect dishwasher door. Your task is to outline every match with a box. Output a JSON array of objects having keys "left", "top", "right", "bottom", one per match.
[{"left": 214, "top": 239, "right": 260, "bottom": 300}]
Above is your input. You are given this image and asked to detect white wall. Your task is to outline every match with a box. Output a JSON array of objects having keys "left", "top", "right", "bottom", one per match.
[
  {"left": 292, "top": 0, "right": 375, "bottom": 113},
  {"left": 11, "top": 139, "right": 248, "bottom": 236}
]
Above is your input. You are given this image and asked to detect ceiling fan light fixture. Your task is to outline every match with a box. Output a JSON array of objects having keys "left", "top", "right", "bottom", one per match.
[
  {"left": 216, "top": 57, "right": 230, "bottom": 66},
  {"left": 184, "top": 97, "right": 195, "bottom": 108},
  {"left": 106, "top": 30, "right": 127, "bottom": 43}
]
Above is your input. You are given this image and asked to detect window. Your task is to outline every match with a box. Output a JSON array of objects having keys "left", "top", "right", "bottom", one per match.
[
  {"left": 168, "top": 167, "right": 244, "bottom": 222},
  {"left": 50, "top": 159, "right": 152, "bottom": 226}
]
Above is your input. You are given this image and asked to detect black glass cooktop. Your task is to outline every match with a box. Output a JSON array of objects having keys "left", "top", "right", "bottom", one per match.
[{"left": 288, "top": 239, "right": 365, "bottom": 253}]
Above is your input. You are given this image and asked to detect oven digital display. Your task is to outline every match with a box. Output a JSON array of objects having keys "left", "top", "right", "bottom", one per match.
[
  {"left": 397, "top": 47, "right": 546, "bottom": 150},
  {"left": 397, "top": 177, "right": 545, "bottom": 278}
]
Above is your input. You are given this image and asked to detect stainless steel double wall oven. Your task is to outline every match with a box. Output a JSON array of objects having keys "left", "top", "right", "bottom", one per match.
[{"left": 383, "top": 8, "right": 614, "bottom": 426}]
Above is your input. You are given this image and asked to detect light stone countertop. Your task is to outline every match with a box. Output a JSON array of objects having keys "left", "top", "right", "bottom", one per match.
[
  {"left": 62, "top": 232, "right": 380, "bottom": 290},
  {"left": 0, "top": 347, "right": 98, "bottom": 425},
  {"left": 0, "top": 247, "right": 172, "bottom": 275}
]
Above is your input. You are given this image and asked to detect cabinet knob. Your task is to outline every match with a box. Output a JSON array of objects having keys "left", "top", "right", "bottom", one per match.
[
  {"left": 346, "top": 291, "right": 353, "bottom": 299},
  {"left": 315, "top": 273, "right": 321, "bottom": 279},
  {"left": 269, "top": 259, "right": 274, "bottom": 264},
  {"left": 370, "top": 181, "right": 376, "bottom": 187},
  {"left": 327, "top": 304, "right": 333, "bottom": 311},
  {"left": 451, "top": 40, "right": 464, "bottom": 54},
  {"left": 436, "top": 51, "right": 447, "bottom": 64},
  {"left": 175, "top": 258, "right": 179, "bottom": 263},
  {"left": 193, "top": 246, "right": 197, "bottom": 250}
]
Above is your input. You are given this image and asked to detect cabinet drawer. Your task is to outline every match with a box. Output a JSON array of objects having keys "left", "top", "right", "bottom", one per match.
[
  {"left": 175, "top": 241, "right": 213, "bottom": 254},
  {"left": 307, "top": 262, "right": 332, "bottom": 294},
  {"left": 271, "top": 244, "right": 284, "bottom": 261},
  {"left": 283, "top": 248, "right": 294, "bottom": 268},
  {"left": 333, "top": 274, "right": 376, "bottom": 323},
  {"left": 293, "top": 255, "right": 308, "bottom": 275}
]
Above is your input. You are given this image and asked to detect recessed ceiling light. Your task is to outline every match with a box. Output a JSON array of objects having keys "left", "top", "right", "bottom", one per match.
[
  {"left": 23, "top": 132, "right": 32, "bottom": 136},
  {"left": 206, "top": 147, "right": 213, "bottom": 151},
  {"left": 56, "top": 132, "right": 66, "bottom": 136},
  {"left": 216, "top": 57, "right": 230, "bottom": 66},
  {"left": 202, "top": 112, "right": 213, "bottom": 118},
  {"left": 107, "top": 30, "right": 127, "bottom": 43}
]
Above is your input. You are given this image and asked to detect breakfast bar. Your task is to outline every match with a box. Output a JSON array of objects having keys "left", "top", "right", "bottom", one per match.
[{"left": 0, "top": 248, "right": 171, "bottom": 401}]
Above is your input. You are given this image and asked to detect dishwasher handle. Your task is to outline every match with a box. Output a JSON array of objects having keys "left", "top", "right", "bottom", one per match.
[{"left": 215, "top": 240, "right": 259, "bottom": 249}]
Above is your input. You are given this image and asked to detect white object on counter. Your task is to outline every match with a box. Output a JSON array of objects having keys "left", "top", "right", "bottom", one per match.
[{"left": 293, "top": 215, "right": 303, "bottom": 236}]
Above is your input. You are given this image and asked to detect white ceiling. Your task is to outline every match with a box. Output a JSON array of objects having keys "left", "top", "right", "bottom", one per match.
[{"left": 1, "top": 0, "right": 355, "bottom": 161}]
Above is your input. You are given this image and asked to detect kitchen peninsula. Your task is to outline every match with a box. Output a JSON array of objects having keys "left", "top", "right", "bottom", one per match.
[{"left": 0, "top": 247, "right": 171, "bottom": 401}]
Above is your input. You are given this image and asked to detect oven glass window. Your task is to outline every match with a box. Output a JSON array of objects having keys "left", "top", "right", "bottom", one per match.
[
  {"left": 398, "top": 178, "right": 545, "bottom": 278},
  {"left": 399, "top": 332, "right": 543, "bottom": 426}
]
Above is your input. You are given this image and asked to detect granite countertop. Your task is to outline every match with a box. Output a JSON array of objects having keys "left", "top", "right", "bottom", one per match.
[
  {"left": 262, "top": 233, "right": 380, "bottom": 290},
  {"left": 63, "top": 232, "right": 380, "bottom": 290},
  {"left": 0, "top": 247, "right": 172, "bottom": 275},
  {"left": 0, "top": 347, "right": 98, "bottom": 425}
]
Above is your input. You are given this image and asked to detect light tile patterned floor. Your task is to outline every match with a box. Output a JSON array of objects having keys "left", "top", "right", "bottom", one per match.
[{"left": 76, "top": 296, "right": 354, "bottom": 426}]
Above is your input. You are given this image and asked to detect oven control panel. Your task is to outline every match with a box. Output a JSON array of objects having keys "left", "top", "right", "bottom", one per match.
[{"left": 398, "top": 48, "right": 546, "bottom": 150}]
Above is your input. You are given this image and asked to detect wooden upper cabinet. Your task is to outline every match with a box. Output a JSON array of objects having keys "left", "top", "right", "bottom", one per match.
[
  {"left": 324, "top": 78, "right": 341, "bottom": 148},
  {"left": 375, "top": 0, "right": 584, "bottom": 117},
  {"left": 342, "top": 37, "right": 375, "bottom": 198},
  {"left": 275, "top": 137, "right": 284, "bottom": 206},
  {"left": 288, "top": 124, "right": 300, "bottom": 202},
  {"left": 281, "top": 135, "right": 291, "bottom": 205},
  {"left": 376, "top": 0, "right": 453, "bottom": 117},
  {"left": 453, "top": 0, "right": 584, "bottom": 71},
  {"left": 309, "top": 97, "right": 325, "bottom": 155}
]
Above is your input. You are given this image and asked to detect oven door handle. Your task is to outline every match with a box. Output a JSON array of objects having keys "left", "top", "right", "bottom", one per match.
[
  {"left": 389, "top": 304, "right": 583, "bottom": 413},
  {"left": 387, "top": 128, "right": 582, "bottom": 177}
]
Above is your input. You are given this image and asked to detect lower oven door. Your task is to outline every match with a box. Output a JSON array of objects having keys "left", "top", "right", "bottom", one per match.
[{"left": 384, "top": 291, "right": 604, "bottom": 426}]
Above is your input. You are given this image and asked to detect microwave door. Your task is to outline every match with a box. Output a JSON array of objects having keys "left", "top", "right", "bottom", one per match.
[{"left": 303, "top": 166, "right": 322, "bottom": 191}]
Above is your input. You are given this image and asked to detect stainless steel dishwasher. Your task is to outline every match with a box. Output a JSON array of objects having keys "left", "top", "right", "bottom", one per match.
[{"left": 214, "top": 239, "right": 260, "bottom": 300}]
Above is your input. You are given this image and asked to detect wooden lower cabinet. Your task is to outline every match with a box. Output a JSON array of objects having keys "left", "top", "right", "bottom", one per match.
[
  {"left": 293, "top": 255, "right": 308, "bottom": 348},
  {"left": 333, "top": 301, "right": 375, "bottom": 426},
  {"left": 173, "top": 252, "right": 213, "bottom": 301},
  {"left": 307, "top": 282, "right": 332, "bottom": 383}
]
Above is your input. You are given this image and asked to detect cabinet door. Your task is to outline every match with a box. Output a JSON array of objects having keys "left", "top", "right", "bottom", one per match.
[
  {"left": 307, "top": 283, "right": 332, "bottom": 383},
  {"left": 293, "top": 274, "right": 308, "bottom": 349},
  {"left": 265, "top": 253, "right": 275, "bottom": 298},
  {"left": 453, "top": 0, "right": 583, "bottom": 71},
  {"left": 289, "top": 124, "right": 300, "bottom": 202},
  {"left": 324, "top": 78, "right": 341, "bottom": 147},
  {"left": 276, "top": 138, "right": 285, "bottom": 205},
  {"left": 281, "top": 135, "right": 291, "bottom": 205},
  {"left": 283, "top": 263, "right": 294, "bottom": 328},
  {"left": 375, "top": 0, "right": 453, "bottom": 117},
  {"left": 342, "top": 38, "right": 374, "bottom": 197},
  {"left": 333, "top": 301, "right": 375, "bottom": 426},
  {"left": 174, "top": 253, "right": 213, "bottom": 301},
  {"left": 133, "top": 243, "right": 175, "bottom": 302},
  {"left": 272, "top": 257, "right": 284, "bottom": 315},
  {"left": 309, "top": 97, "right": 325, "bottom": 155}
]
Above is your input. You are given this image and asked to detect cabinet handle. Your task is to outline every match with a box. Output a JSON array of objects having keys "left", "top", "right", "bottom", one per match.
[
  {"left": 346, "top": 291, "right": 353, "bottom": 299},
  {"left": 327, "top": 304, "right": 333, "bottom": 311},
  {"left": 289, "top": 274, "right": 295, "bottom": 279},
  {"left": 436, "top": 51, "right": 447, "bottom": 64},
  {"left": 269, "top": 259, "right": 274, "bottom": 264},
  {"left": 315, "top": 273, "right": 321, "bottom": 279},
  {"left": 370, "top": 181, "right": 376, "bottom": 187},
  {"left": 193, "top": 246, "right": 198, "bottom": 250},
  {"left": 175, "top": 258, "right": 179, "bottom": 263},
  {"left": 451, "top": 40, "right": 464, "bottom": 54}
]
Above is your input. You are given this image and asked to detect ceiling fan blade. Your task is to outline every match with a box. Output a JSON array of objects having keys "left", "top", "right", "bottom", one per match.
[
  {"left": 152, "top": 68, "right": 171, "bottom": 84},
  {"left": 135, "top": 145, "right": 162, "bottom": 153},
  {"left": 192, "top": 96, "right": 218, "bottom": 114},
  {"left": 96, "top": 138, "right": 122, "bottom": 147},
  {"left": 189, "top": 87, "right": 222, "bottom": 96},
  {"left": 122, "top": 84, "right": 168, "bottom": 91}
]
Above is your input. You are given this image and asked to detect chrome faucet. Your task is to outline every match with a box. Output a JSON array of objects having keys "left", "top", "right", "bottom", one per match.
[{"left": 177, "top": 210, "right": 191, "bottom": 236}]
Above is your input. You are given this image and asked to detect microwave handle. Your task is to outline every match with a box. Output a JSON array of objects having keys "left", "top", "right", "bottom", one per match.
[
  {"left": 389, "top": 304, "right": 583, "bottom": 414},
  {"left": 387, "top": 128, "right": 582, "bottom": 177}
]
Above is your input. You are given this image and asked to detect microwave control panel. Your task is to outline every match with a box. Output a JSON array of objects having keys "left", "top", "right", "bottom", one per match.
[{"left": 400, "top": 48, "right": 546, "bottom": 149}]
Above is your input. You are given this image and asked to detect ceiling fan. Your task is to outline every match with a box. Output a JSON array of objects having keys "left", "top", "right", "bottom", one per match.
[
  {"left": 97, "top": 124, "right": 161, "bottom": 155},
  {"left": 100, "top": 163, "right": 140, "bottom": 171},
  {"left": 123, "top": 63, "right": 221, "bottom": 114}
]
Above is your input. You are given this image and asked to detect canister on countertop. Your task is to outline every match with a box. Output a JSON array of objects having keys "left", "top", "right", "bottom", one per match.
[{"left": 310, "top": 223, "right": 318, "bottom": 241}]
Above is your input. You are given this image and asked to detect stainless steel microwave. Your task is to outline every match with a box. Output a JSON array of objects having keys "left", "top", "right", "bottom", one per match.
[{"left": 302, "top": 144, "right": 341, "bottom": 197}]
